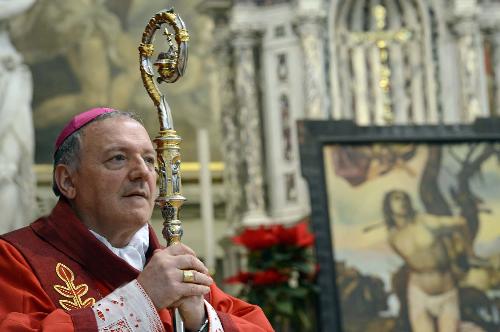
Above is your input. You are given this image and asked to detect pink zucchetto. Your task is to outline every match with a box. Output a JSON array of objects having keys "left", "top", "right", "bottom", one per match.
[{"left": 54, "top": 107, "right": 116, "bottom": 153}]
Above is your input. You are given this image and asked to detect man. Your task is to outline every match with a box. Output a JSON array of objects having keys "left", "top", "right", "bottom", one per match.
[
  {"left": 0, "top": 108, "right": 274, "bottom": 332},
  {"left": 383, "top": 190, "right": 472, "bottom": 332}
]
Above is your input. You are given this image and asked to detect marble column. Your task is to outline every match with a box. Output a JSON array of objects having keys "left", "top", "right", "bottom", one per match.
[
  {"left": 213, "top": 31, "right": 244, "bottom": 228},
  {"left": 294, "top": 11, "right": 328, "bottom": 119},
  {"left": 488, "top": 28, "right": 500, "bottom": 116},
  {"left": 452, "top": 16, "right": 490, "bottom": 122},
  {"left": 0, "top": 0, "right": 37, "bottom": 234},
  {"left": 232, "top": 28, "right": 269, "bottom": 226}
]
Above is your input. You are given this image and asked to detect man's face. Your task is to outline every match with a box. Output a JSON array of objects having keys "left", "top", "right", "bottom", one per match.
[
  {"left": 71, "top": 117, "right": 157, "bottom": 244},
  {"left": 390, "top": 191, "right": 409, "bottom": 220}
]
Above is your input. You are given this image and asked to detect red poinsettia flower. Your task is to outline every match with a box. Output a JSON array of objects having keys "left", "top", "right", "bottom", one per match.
[
  {"left": 232, "top": 220, "right": 315, "bottom": 250},
  {"left": 253, "top": 269, "right": 289, "bottom": 286},
  {"left": 224, "top": 271, "right": 253, "bottom": 284},
  {"left": 278, "top": 221, "right": 315, "bottom": 248},
  {"left": 232, "top": 226, "right": 280, "bottom": 250},
  {"left": 225, "top": 269, "right": 289, "bottom": 286}
]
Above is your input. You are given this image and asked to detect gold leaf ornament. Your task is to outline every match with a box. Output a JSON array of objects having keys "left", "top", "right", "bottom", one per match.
[{"left": 53, "top": 263, "right": 95, "bottom": 311}]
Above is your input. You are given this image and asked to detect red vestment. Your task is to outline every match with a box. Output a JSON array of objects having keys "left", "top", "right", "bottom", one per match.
[{"left": 0, "top": 200, "right": 274, "bottom": 332}]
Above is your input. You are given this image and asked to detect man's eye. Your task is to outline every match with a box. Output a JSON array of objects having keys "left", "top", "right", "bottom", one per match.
[
  {"left": 144, "top": 156, "right": 155, "bottom": 165},
  {"left": 111, "top": 155, "right": 126, "bottom": 162}
]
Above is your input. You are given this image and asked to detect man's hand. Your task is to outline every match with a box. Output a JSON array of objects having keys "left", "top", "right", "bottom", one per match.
[
  {"left": 173, "top": 295, "right": 207, "bottom": 332},
  {"left": 137, "top": 243, "right": 213, "bottom": 311}
]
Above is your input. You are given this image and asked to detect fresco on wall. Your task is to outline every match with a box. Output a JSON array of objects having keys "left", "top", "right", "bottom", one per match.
[{"left": 10, "top": 0, "right": 219, "bottom": 164}]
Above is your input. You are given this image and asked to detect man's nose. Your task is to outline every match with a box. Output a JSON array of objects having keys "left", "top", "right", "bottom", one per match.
[{"left": 129, "top": 157, "right": 152, "bottom": 180}]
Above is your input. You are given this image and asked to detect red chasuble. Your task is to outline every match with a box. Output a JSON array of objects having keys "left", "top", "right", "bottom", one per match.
[{"left": 0, "top": 199, "right": 274, "bottom": 332}]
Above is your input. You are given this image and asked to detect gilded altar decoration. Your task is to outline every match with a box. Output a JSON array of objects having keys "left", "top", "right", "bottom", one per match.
[
  {"left": 53, "top": 263, "right": 95, "bottom": 311},
  {"left": 348, "top": 5, "right": 413, "bottom": 124}
]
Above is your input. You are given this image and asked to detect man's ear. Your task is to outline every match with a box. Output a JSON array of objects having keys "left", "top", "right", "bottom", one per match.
[{"left": 54, "top": 164, "right": 77, "bottom": 199}]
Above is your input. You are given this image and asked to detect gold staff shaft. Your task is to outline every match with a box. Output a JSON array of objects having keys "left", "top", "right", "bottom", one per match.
[{"left": 138, "top": 8, "right": 189, "bottom": 332}]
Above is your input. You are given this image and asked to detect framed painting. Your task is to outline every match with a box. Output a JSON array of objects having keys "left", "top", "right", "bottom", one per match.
[{"left": 298, "top": 119, "right": 500, "bottom": 332}]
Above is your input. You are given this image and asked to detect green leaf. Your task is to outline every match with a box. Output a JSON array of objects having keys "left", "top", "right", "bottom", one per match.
[
  {"left": 264, "top": 287, "right": 280, "bottom": 301},
  {"left": 297, "top": 309, "right": 313, "bottom": 331},
  {"left": 288, "top": 287, "right": 308, "bottom": 297},
  {"left": 292, "top": 265, "right": 310, "bottom": 274},
  {"left": 274, "top": 253, "right": 294, "bottom": 262},
  {"left": 275, "top": 300, "right": 294, "bottom": 316}
]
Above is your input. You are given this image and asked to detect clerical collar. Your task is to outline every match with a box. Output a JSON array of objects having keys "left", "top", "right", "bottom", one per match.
[{"left": 89, "top": 224, "right": 149, "bottom": 271}]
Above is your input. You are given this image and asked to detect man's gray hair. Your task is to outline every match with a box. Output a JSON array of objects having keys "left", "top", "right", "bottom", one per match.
[{"left": 52, "top": 111, "right": 143, "bottom": 197}]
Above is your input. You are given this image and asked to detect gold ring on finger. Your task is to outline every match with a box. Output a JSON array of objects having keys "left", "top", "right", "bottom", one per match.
[{"left": 183, "top": 270, "right": 195, "bottom": 283}]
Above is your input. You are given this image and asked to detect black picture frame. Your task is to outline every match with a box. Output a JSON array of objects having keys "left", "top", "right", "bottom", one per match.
[{"left": 298, "top": 118, "right": 500, "bottom": 332}]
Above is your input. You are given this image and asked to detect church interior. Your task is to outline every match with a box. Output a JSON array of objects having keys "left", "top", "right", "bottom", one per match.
[{"left": 2, "top": 0, "right": 500, "bottom": 331}]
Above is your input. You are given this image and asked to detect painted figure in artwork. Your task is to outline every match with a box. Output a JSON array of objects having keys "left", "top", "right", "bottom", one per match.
[
  {"left": 9, "top": 0, "right": 139, "bottom": 128},
  {"left": 331, "top": 144, "right": 417, "bottom": 187},
  {"left": 383, "top": 190, "right": 474, "bottom": 332}
]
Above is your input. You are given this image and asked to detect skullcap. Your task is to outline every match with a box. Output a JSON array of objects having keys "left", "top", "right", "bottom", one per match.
[{"left": 54, "top": 107, "right": 116, "bottom": 154}]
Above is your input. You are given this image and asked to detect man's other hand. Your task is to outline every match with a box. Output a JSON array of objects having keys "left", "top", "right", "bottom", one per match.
[{"left": 137, "top": 243, "right": 213, "bottom": 311}]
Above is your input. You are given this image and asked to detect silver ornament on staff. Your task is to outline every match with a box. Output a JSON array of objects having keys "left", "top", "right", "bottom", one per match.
[{"left": 138, "top": 8, "right": 189, "bottom": 332}]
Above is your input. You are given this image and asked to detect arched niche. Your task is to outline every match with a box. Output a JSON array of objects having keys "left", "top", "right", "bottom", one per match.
[{"left": 329, "top": 0, "right": 441, "bottom": 125}]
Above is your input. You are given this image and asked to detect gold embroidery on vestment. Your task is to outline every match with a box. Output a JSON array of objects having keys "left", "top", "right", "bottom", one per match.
[{"left": 53, "top": 263, "right": 95, "bottom": 310}]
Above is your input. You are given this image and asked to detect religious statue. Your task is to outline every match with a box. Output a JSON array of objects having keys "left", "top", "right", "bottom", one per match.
[{"left": 0, "top": 0, "right": 37, "bottom": 233}]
